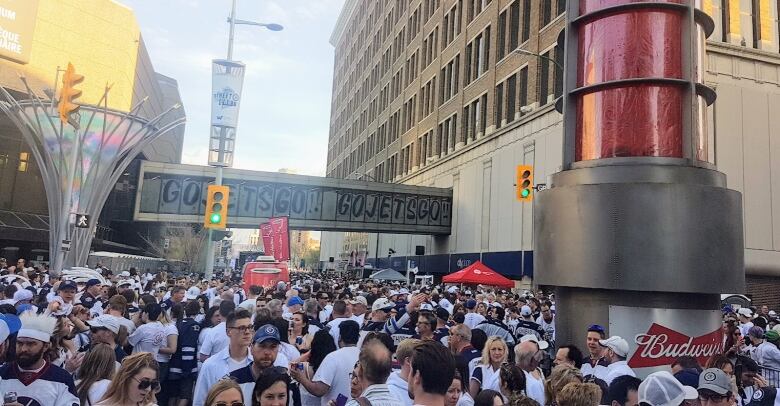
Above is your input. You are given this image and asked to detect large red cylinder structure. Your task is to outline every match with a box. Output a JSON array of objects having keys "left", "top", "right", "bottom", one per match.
[{"left": 570, "top": 0, "right": 713, "bottom": 162}]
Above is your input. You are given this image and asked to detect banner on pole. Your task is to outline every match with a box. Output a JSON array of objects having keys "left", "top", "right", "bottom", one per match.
[
  {"left": 260, "top": 222, "right": 274, "bottom": 259},
  {"left": 211, "top": 59, "right": 246, "bottom": 128},
  {"left": 269, "top": 217, "right": 290, "bottom": 262}
]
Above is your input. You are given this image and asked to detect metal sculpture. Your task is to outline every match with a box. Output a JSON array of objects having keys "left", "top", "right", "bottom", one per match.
[{"left": 0, "top": 74, "right": 185, "bottom": 273}]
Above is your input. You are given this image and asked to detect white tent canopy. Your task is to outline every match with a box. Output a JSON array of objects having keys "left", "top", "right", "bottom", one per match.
[{"left": 369, "top": 269, "right": 408, "bottom": 282}]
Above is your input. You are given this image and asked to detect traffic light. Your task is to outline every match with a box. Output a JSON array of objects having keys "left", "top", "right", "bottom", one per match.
[
  {"left": 517, "top": 165, "right": 534, "bottom": 201},
  {"left": 58, "top": 63, "right": 84, "bottom": 127},
  {"left": 204, "top": 185, "right": 229, "bottom": 229}
]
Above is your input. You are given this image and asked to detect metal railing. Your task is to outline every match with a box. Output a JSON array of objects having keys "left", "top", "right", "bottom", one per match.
[{"left": 760, "top": 365, "right": 780, "bottom": 388}]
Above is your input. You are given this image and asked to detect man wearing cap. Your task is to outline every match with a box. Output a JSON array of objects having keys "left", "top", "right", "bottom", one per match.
[
  {"left": 47, "top": 280, "right": 77, "bottom": 317},
  {"left": 350, "top": 296, "right": 369, "bottom": 326},
  {"left": 362, "top": 298, "right": 396, "bottom": 332},
  {"left": 193, "top": 308, "right": 255, "bottom": 406},
  {"left": 83, "top": 314, "right": 126, "bottom": 363},
  {"left": 638, "top": 371, "right": 698, "bottom": 406},
  {"left": 749, "top": 327, "right": 780, "bottom": 369},
  {"left": 78, "top": 278, "right": 102, "bottom": 311},
  {"left": 600, "top": 336, "right": 635, "bottom": 385},
  {"left": 463, "top": 299, "right": 485, "bottom": 329},
  {"left": 739, "top": 308, "right": 756, "bottom": 337},
  {"left": 12, "top": 289, "right": 34, "bottom": 313},
  {"left": 284, "top": 296, "right": 305, "bottom": 321},
  {"left": 513, "top": 305, "right": 545, "bottom": 342},
  {"left": 231, "top": 324, "right": 302, "bottom": 405},
  {"left": 433, "top": 307, "right": 451, "bottom": 346},
  {"left": 697, "top": 368, "right": 737, "bottom": 406},
  {"left": 0, "top": 312, "right": 80, "bottom": 406}
]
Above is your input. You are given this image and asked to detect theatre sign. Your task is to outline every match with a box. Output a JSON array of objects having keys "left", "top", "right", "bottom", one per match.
[
  {"left": 0, "top": 0, "right": 39, "bottom": 64},
  {"left": 134, "top": 161, "right": 453, "bottom": 234}
]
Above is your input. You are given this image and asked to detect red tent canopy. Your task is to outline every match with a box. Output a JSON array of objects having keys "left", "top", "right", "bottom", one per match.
[{"left": 442, "top": 261, "right": 514, "bottom": 288}]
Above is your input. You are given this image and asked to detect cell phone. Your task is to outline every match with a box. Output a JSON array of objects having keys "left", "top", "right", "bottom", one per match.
[
  {"left": 336, "top": 394, "right": 349, "bottom": 406},
  {"left": 4, "top": 391, "right": 17, "bottom": 403},
  {"left": 295, "top": 362, "right": 305, "bottom": 371},
  {"left": 296, "top": 336, "right": 303, "bottom": 345}
]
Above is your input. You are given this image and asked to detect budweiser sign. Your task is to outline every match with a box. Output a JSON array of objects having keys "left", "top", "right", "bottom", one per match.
[{"left": 629, "top": 323, "right": 723, "bottom": 368}]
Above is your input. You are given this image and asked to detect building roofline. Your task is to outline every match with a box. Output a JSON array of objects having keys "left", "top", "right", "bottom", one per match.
[{"left": 329, "top": 0, "right": 358, "bottom": 47}]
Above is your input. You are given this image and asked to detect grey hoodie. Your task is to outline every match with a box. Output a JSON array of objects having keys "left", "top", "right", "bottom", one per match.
[{"left": 386, "top": 371, "right": 413, "bottom": 406}]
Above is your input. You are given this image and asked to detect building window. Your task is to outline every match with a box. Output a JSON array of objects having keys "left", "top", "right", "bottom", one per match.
[
  {"left": 466, "top": 26, "right": 491, "bottom": 85},
  {"left": 539, "top": 51, "right": 551, "bottom": 105},
  {"left": 542, "top": 0, "right": 553, "bottom": 27},
  {"left": 751, "top": 0, "right": 760, "bottom": 47},
  {"left": 495, "top": 83, "right": 504, "bottom": 129},
  {"left": 507, "top": 73, "right": 517, "bottom": 122},
  {"left": 498, "top": 9, "right": 507, "bottom": 60},
  {"left": 468, "top": 0, "right": 492, "bottom": 22},
  {"left": 464, "top": 94, "right": 487, "bottom": 141},
  {"left": 17, "top": 152, "right": 28, "bottom": 172},
  {"left": 557, "top": 0, "right": 566, "bottom": 16},
  {"left": 554, "top": 47, "right": 564, "bottom": 98},
  {"left": 519, "top": 66, "right": 529, "bottom": 113},
  {"left": 439, "top": 55, "right": 460, "bottom": 103},
  {"left": 522, "top": 0, "right": 531, "bottom": 42}
]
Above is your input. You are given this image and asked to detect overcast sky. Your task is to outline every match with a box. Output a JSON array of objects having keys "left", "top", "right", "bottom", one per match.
[{"left": 122, "top": 0, "right": 345, "bottom": 176}]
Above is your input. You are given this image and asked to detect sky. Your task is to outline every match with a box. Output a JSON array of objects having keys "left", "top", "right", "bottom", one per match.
[
  {"left": 121, "top": 0, "right": 347, "bottom": 244},
  {"left": 121, "top": 0, "right": 345, "bottom": 176}
]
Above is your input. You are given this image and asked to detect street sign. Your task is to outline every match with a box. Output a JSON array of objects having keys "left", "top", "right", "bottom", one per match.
[
  {"left": 163, "top": 238, "right": 170, "bottom": 249},
  {"left": 61, "top": 239, "right": 71, "bottom": 251},
  {"left": 75, "top": 214, "right": 90, "bottom": 228}
]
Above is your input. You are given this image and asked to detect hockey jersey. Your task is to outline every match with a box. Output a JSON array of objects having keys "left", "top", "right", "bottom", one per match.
[{"left": 0, "top": 361, "right": 79, "bottom": 406}]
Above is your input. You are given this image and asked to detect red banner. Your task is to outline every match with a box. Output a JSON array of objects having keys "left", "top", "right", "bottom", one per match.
[
  {"left": 628, "top": 323, "right": 723, "bottom": 368},
  {"left": 260, "top": 222, "right": 274, "bottom": 258},
  {"left": 269, "top": 217, "right": 290, "bottom": 262}
]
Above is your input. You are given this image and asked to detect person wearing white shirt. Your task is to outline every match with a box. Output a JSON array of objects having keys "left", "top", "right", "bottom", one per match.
[
  {"left": 318, "top": 292, "right": 333, "bottom": 323},
  {"left": 193, "top": 308, "right": 254, "bottom": 406},
  {"left": 292, "top": 320, "right": 362, "bottom": 406},
  {"left": 515, "top": 339, "right": 547, "bottom": 406},
  {"left": 463, "top": 300, "right": 486, "bottom": 329},
  {"left": 327, "top": 300, "right": 353, "bottom": 348},
  {"left": 198, "top": 300, "right": 234, "bottom": 362},
  {"left": 738, "top": 308, "right": 755, "bottom": 337},
  {"left": 599, "top": 336, "right": 636, "bottom": 385}
]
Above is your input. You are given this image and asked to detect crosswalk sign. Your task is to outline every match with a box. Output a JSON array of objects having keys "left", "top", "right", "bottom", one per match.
[{"left": 75, "top": 214, "right": 90, "bottom": 228}]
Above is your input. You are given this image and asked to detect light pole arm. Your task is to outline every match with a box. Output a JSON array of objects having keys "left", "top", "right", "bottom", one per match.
[{"left": 514, "top": 49, "right": 564, "bottom": 72}]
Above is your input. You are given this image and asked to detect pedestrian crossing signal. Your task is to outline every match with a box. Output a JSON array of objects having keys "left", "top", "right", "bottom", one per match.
[
  {"left": 517, "top": 165, "right": 534, "bottom": 201},
  {"left": 204, "top": 185, "right": 229, "bottom": 229}
]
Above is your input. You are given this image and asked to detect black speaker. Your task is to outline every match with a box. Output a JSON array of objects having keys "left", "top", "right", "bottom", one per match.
[
  {"left": 328, "top": 257, "right": 334, "bottom": 263},
  {"left": 415, "top": 245, "right": 425, "bottom": 256}
]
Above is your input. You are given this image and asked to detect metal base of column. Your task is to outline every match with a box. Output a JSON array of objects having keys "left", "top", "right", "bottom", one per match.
[{"left": 534, "top": 162, "right": 744, "bottom": 369}]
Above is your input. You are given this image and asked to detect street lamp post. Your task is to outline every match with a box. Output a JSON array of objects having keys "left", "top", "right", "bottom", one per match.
[{"left": 204, "top": 0, "right": 283, "bottom": 279}]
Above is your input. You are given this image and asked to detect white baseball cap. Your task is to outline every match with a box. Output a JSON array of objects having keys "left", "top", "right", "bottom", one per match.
[
  {"left": 372, "top": 298, "right": 394, "bottom": 312},
  {"left": 88, "top": 315, "right": 121, "bottom": 334},
  {"left": 519, "top": 334, "right": 549, "bottom": 350},
  {"left": 185, "top": 286, "right": 201, "bottom": 300},
  {"left": 738, "top": 307, "right": 754, "bottom": 317},
  {"left": 639, "top": 371, "right": 698, "bottom": 406},
  {"left": 599, "top": 336, "right": 630, "bottom": 358}
]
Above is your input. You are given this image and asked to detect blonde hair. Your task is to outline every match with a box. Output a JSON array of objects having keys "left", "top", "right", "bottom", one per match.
[
  {"left": 76, "top": 343, "right": 116, "bottom": 404},
  {"left": 205, "top": 378, "right": 243, "bottom": 406},
  {"left": 544, "top": 365, "right": 583, "bottom": 405},
  {"left": 395, "top": 339, "right": 422, "bottom": 363},
  {"left": 480, "top": 336, "right": 509, "bottom": 366},
  {"left": 99, "top": 352, "right": 159, "bottom": 405},
  {"left": 556, "top": 382, "right": 601, "bottom": 406}
]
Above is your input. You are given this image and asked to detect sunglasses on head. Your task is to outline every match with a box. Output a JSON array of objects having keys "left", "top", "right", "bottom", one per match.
[{"left": 133, "top": 377, "right": 160, "bottom": 391}]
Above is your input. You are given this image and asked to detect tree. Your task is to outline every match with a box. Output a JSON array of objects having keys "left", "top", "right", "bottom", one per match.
[{"left": 163, "top": 225, "right": 207, "bottom": 271}]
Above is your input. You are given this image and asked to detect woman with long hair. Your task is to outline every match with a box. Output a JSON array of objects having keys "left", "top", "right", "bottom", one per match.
[
  {"left": 199, "top": 305, "right": 222, "bottom": 361},
  {"left": 724, "top": 323, "right": 744, "bottom": 361},
  {"left": 298, "top": 329, "right": 338, "bottom": 406},
  {"left": 447, "top": 371, "right": 475, "bottom": 406},
  {"left": 470, "top": 336, "right": 509, "bottom": 398},
  {"left": 706, "top": 354, "right": 739, "bottom": 395},
  {"left": 499, "top": 363, "right": 526, "bottom": 401},
  {"left": 289, "top": 311, "right": 313, "bottom": 353},
  {"left": 75, "top": 343, "right": 116, "bottom": 406},
  {"left": 48, "top": 315, "right": 77, "bottom": 367},
  {"left": 253, "top": 367, "right": 292, "bottom": 406},
  {"left": 205, "top": 378, "right": 244, "bottom": 406},
  {"left": 95, "top": 352, "right": 160, "bottom": 406}
]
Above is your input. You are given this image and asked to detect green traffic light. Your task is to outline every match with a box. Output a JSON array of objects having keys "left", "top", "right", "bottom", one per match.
[
  {"left": 210, "top": 213, "right": 221, "bottom": 224},
  {"left": 521, "top": 189, "right": 530, "bottom": 198}
]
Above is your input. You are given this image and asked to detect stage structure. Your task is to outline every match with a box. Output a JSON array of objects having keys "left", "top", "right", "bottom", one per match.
[
  {"left": 535, "top": 0, "right": 745, "bottom": 376},
  {"left": 0, "top": 71, "right": 185, "bottom": 273}
]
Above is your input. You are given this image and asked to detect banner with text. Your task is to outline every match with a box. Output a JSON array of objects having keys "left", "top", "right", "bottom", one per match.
[
  {"left": 211, "top": 59, "right": 245, "bottom": 128},
  {"left": 269, "top": 216, "right": 290, "bottom": 262},
  {"left": 260, "top": 222, "right": 274, "bottom": 259},
  {"left": 609, "top": 306, "right": 723, "bottom": 377},
  {"left": 0, "top": 0, "right": 40, "bottom": 64}
]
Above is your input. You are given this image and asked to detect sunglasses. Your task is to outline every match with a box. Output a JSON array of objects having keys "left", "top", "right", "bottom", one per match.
[
  {"left": 133, "top": 377, "right": 160, "bottom": 392},
  {"left": 699, "top": 393, "right": 728, "bottom": 402}
]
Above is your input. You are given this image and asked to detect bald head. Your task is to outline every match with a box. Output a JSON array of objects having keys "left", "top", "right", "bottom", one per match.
[
  {"left": 359, "top": 341, "right": 393, "bottom": 385},
  {"left": 515, "top": 341, "right": 540, "bottom": 370}
]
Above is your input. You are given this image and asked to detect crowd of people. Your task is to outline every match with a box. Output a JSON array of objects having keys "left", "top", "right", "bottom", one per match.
[{"left": 0, "top": 257, "right": 777, "bottom": 406}]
